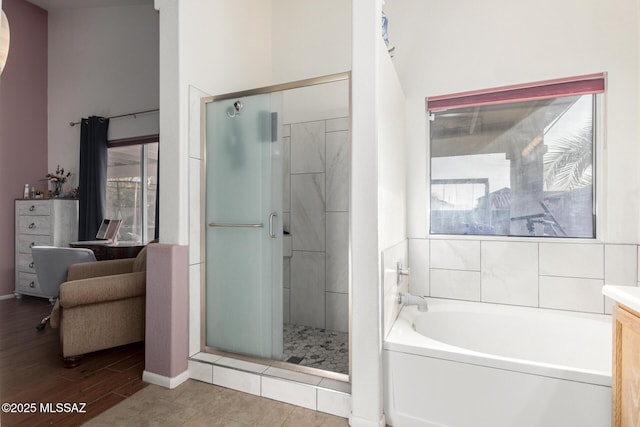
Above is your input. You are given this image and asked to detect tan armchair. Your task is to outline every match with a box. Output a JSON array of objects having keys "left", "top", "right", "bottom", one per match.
[{"left": 50, "top": 245, "right": 148, "bottom": 367}]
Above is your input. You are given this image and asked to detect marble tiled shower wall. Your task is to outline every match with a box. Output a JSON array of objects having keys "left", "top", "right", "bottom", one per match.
[
  {"left": 409, "top": 238, "right": 640, "bottom": 314},
  {"left": 282, "top": 118, "right": 350, "bottom": 333}
]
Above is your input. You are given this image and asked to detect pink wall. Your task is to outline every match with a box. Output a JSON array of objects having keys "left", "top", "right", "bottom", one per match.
[
  {"left": 145, "top": 243, "right": 188, "bottom": 381},
  {"left": 0, "top": 0, "right": 47, "bottom": 296}
]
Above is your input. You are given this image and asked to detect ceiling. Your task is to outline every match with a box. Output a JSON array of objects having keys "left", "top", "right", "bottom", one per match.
[{"left": 25, "top": 0, "right": 153, "bottom": 11}]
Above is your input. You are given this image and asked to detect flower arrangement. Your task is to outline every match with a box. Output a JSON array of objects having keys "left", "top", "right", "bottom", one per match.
[
  {"left": 46, "top": 165, "right": 71, "bottom": 183},
  {"left": 46, "top": 165, "right": 71, "bottom": 197}
]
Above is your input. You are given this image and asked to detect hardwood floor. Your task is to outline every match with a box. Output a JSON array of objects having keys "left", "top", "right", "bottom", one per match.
[{"left": 0, "top": 296, "right": 147, "bottom": 426}]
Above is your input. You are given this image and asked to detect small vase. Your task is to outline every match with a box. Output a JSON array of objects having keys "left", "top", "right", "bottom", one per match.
[
  {"left": 53, "top": 181, "right": 63, "bottom": 197},
  {"left": 382, "top": 12, "right": 389, "bottom": 47}
]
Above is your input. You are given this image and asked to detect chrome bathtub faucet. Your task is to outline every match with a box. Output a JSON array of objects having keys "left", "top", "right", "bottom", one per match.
[{"left": 398, "top": 292, "right": 428, "bottom": 312}]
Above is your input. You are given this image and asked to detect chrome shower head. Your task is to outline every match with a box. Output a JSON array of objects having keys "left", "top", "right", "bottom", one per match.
[{"left": 227, "top": 100, "right": 243, "bottom": 118}]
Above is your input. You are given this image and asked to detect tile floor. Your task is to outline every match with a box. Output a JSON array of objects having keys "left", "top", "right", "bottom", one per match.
[
  {"left": 84, "top": 379, "right": 349, "bottom": 426},
  {"left": 282, "top": 324, "right": 349, "bottom": 374}
]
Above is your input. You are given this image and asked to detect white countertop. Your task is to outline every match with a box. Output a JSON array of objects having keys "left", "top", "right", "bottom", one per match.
[{"left": 603, "top": 285, "right": 640, "bottom": 314}]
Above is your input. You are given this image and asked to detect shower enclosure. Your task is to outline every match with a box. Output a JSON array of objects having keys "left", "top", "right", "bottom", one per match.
[
  {"left": 205, "top": 91, "right": 283, "bottom": 359},
  {"left": 203, "top": 73, "right": 351, "bottom": 375}
]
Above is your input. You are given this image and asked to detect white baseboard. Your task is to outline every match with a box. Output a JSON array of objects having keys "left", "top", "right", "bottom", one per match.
[
  {"left": 142, "top": 369, "right": 190, "bottom": 389},
  {"left": 0, "top": 294, "right": 16, "bottom": 301},
  {"left": 348, "top": 414, "right": 387, "bottom": 427}
]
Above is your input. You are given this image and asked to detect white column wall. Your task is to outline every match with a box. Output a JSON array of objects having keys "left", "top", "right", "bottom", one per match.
[
  {"left": 350, "top": 2, "right": 386, "bottom": 426},
  {"left": 154, "top": 0, "right": 180, "bottom": 244}
]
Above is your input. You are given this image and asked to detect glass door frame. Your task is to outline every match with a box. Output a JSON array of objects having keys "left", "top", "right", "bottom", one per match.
[{"left": 199, "top": 71, "right": 352, "bottom": 380}]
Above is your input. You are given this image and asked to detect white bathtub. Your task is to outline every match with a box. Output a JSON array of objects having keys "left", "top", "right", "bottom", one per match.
[{"left": 383, "top": 298, "right": 612, "bottom": 427}]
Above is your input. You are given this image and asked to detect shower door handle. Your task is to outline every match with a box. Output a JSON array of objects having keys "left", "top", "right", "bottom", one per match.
[
  {"left": 208, "top": 222, "right": 263, "bottom": 228},
  {"left": 269, "top": 213, "right": 277, "bottom": 238}
]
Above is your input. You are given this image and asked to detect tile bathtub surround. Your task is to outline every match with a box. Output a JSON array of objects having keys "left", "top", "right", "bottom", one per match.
[
  {"left": 605, "top": 244, "right": 638, "bottom": 286},
  {"left": 409, "top": 238, "right": 429, "bottom": 297},
  {"left": 430, "top": 269, "right": 481, "bottom": 301},
  {"left": 539, "top": 242, "right": 604, "bottom": 279},
  {"left": 284, "top": 118, "right": 350, "bottom": 333},
  {"left": 430, "top": 239, "right": 480, "bottom": 271},
  {"left": 539, "top": 276, "right": 605, "bottom": 313},
  {"left": 411, "top": 238, "right": 640, "bottom": 314},
  {"left": 481, "top": 241, "right": 538, "bottom": 307}
]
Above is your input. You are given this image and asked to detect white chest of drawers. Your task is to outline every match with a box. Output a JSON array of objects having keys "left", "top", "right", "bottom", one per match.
[{"left": 14, "top": 199, "right": 78, "bottom": 300}]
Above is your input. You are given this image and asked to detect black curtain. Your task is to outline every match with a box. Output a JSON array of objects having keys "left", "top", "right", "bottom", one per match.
[{"left": 78, "top": 116, "right": 109, "bottom": 240}]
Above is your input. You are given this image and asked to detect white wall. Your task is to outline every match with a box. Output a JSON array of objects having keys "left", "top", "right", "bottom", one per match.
[
  {"left": 47, "top": 4, "right": 159, "bottom": 190},
  {"left": 180, "top": 2, "right": 273, "bottom": 97},
  {"left": 377, "top": 45, "right": 406, "bottom": 253},
  {"left": 282, "top": 80, "right": 349, "bottom": 124},
  {"left": 271, "top": 0, "right": 351, "bottom": 83},
  {"left": 386, "top": 0, "right": 640, "bottom": 244}
]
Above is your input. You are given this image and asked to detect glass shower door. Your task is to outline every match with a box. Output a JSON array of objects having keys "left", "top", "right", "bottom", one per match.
[{"left": 205, "top": 92, "right": 283, "bottom": 359}]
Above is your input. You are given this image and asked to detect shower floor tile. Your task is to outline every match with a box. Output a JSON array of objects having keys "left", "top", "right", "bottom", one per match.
[{"left": 282, "top": 324, "right": 349, "bottom": 375}]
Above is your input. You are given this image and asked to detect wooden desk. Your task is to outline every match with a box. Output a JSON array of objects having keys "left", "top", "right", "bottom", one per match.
[{"left": 69, "top": 241, "right": 144, "bottom": 261}]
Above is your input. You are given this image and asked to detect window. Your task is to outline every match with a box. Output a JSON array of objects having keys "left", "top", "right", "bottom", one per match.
[
  {"left": 106, "top": 135, "right": 158, "bottom": 243},
  {"left": 428, "top": 74, "right": 604, "bottom": 238}
]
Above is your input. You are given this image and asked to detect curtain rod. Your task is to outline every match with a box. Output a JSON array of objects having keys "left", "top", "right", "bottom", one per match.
[{"left": 69, "top": 108, "right": 159, "bottom": 127}]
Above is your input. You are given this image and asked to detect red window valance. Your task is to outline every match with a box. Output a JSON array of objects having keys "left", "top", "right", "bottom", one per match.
[{"left": 427, "top": 73, "right": 605, "bottom": 112}]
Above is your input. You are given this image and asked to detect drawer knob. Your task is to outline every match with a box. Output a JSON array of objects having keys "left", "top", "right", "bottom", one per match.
[
  {"left": 29, "top": 281, "right": 35, "bottom": 288},
  {"left": 28, "top": 223, "right": 35, "bottom": 229},
  {"left": 29, "top": 205, "right": 35, "bottom": 212},
  {"left": 29, "top": 262, "right": 34, "bottom": 269}
]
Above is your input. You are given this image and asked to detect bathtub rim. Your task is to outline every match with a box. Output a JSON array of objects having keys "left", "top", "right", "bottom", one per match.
[{"left": 384, "top": 298, "right": 612, "bottom": 387}]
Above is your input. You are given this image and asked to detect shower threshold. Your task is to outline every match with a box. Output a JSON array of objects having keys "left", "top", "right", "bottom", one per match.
[
  {"left": 199, "top": 341, "right": 349, "bottom": 384},
  {"left": 188, "top": 349, "right": 351, "bottom": 418}
]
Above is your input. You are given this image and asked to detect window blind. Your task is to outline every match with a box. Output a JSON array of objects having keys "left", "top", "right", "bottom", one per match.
[{"left": 427, "top": 73, "right": 605, "bottom": 112}]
